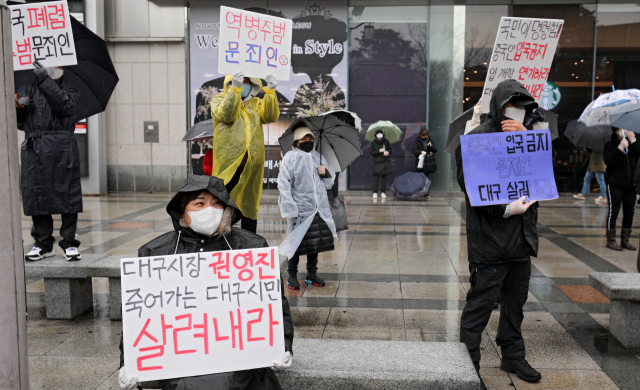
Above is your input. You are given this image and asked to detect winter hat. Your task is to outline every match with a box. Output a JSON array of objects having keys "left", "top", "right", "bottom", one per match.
[{"left": 293, "top": 126, "right": 314, "bottom": 142}]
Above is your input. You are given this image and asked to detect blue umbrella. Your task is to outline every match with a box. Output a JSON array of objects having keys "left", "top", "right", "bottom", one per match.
[{"left": 391, "top": 172, "right": 431, "bottom": 201}]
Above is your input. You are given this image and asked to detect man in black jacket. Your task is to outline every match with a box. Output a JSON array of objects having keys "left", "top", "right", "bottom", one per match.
[
  {"left": 456, "top": 80, "right": 542, "bottom": 388},
  {"left": 16, "top": 61, "right": 82, "bottom": 261},
  {"left": 603, "top": 129, "right": 640, "bottom": 251}
]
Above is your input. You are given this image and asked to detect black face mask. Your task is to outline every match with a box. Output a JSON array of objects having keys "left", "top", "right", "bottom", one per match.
[{"left": 298, "top": 141, "right": 314, "bottom": 153}]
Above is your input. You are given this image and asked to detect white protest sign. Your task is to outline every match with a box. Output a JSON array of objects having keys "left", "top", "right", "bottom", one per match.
[
  {"left": 121, "top": 247, "right": 285, "bottom": 382},
  {"left": 481, "top": 17, "right": 563, "bottom": 113},
  {"left": 9, "top": 0, "right": 77, "bottom": 71},
  {"left": 218, "top": 6, "right": 292, "bottom": 81}
]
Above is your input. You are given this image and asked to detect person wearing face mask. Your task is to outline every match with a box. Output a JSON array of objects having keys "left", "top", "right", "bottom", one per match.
[
  {"left": 278, "top": 127, "right": 337, "bottom": 290},
  {"left": 15, "top": 60, "right": 83, "bottom": 262},
  {"left": 455, "top": 79, "right": 543, "bottom": 389},
  {"left": 117, "top": 175, "right": 294, "bottom": 390},
  {"left": 603, "top": 128, "right": 640, "bottom": 251},
  {"left": 370, "top": 129, "right": 393, "bottom": 199},
  {"left": 209, "top": 71, "right": 280, "bottom": 234},
  {"left": 413, "top": 128, "right": 438, "bottom": 199}
]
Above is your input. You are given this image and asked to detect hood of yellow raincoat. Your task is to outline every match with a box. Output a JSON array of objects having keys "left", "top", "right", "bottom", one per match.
[{"left": 223, "top": 75, "right": 263, "bottom": 101}]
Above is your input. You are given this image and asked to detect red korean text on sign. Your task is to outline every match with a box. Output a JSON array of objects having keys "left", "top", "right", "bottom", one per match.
[{"left": 226, "top": 10, "right": 243, "bottom": 39}]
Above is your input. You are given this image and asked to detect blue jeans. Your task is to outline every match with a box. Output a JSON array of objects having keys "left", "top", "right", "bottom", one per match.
[{"left": 581, "top": 171, "right": 606, "bottom": 197}]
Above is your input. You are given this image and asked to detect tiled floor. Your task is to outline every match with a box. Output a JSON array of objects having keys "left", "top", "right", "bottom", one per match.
[{"left": 24, "top": 193, "right": 640, "bottom": 389}]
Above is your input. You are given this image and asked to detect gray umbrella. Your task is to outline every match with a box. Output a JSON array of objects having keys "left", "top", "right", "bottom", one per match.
[
  {"left": 564, "top": 120, "right": 612, "bottom": 150},
  {"left": 609, "top": 110, "right": 640, "bottom": 132},
  {"left": 182, "top": 119, "right": 214, "bottom": 142}
]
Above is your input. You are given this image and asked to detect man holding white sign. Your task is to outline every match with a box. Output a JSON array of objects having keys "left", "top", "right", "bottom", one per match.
[{"left": 117, "top": 176, "right": 293, "bottom": 389}]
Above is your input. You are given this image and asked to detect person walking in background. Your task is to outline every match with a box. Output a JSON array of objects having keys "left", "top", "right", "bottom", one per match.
[
  {"left": 573, "top": 148, "right": 607, "bottom": 203},
  {"left": 413, "top": 128, "right": 437, "bottom": 200},
  {"left": 16, "top": 61, "right": 83, "bottom": 262},
  {"left": 278, "top": 127, "right": 337, "bottom": 290},
  {"left": 370, "top": 129, "right": 393, "bottom": 199},
  {"left": 603, "top": 128, "right": 639, "bottom": 251}
]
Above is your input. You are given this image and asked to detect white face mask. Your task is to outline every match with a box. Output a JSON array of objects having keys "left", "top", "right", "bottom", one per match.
[
  {"left": 376, "top": 133, "right": 383, "bottom": 139},
  {"left": 504, "top": 106, "right": 526, "bottom": 124},
  {"left": 187, "top": 207, "right": 224, "bottom": 236},
  {"left": 46, "top": 67, "right": 64, "bottom": 80}
]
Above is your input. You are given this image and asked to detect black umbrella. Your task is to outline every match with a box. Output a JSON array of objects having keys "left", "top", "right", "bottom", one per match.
[
  {"left": 182, "top": 119, "right": 214, "bottom": 142},
  {"left": 564, "top": 120, "right": 613, "bottom": 150},
  {"left": 391, "top": 172, "right": 431, "bottom": 201},
  {"left": 278, "top": 115, "right": 362, "bottom": 173},
  {"left": 14, "top": 16, "right": 118, "bottom": 123}
]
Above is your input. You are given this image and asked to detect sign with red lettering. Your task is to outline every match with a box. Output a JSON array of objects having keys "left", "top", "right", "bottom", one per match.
[
  {"left": 9, "top": 0, "right": 77, "bottom": 71},
  {"left": 120, "top": 247, "right": 285, "bottom": 382},
  {"left": 218, "top": 6, "right": 292, "bottom": 81},
  {"left": 480, "top": 17, "right": 563, "bottom": 113}
]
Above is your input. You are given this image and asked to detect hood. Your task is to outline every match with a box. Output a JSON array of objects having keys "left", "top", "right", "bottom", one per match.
[
  {"left": 488, "top": 79, "right": 538, "bottom": 126},
  {"left": 167, "top": 175, "right": 242, "bottom": 236},
  {"left": 224, "top": 74, "right": 263, "bottom": 102}
]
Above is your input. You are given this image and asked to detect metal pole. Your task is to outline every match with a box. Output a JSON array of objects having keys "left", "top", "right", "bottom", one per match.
[{"left": 0, "top": 5, "right": 30, "bottom": 389}]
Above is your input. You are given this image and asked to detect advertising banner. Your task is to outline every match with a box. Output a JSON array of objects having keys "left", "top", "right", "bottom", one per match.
[
  {"left": 461, "top": 129, "right": 558, "bottom": 206},
  {"left": 121, "top": 247, "right": 285, "bottom": 382},
  {"left": 9, "top": 0, "right": 77, "bottom": 70},
  {"left": 481, "top": 17, "right": 563, "bottom": 113}
]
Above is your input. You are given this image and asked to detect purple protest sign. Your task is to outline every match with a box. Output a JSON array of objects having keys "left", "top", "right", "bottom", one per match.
[{"left": 460, "top": 129, "right": 558, "bottom": 207}]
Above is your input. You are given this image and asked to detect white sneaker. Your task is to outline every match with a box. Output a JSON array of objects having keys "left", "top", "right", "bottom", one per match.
[
  {"left": 573, "top": 194, "right": 586, "bottom": 200},
  {"left": 595, "top": 196, "right": 607, "bottom": 203},
  {"left": 25, "top": 246, "right": 54, "bottom": 261},
  {"left": 381, "top": 193, "right": 387, "bottom": 199},
  {"left": 63, "top": 247, "right": 82, "bottom": 261},
  {"left": 373, "top": 193, "right": 377, "bottom": 199}
]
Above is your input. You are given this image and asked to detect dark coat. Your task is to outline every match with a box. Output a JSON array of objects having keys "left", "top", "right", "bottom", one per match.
[
  {"left": 370, "top": 138, "right": 393, "bottom": 176},
  {"left": 413, "top": 137, "right": 437, "bottom": 173},
  {"left": 603, "top": 132, "right": 640, "bottom": 189},
  {"left": 455, "top": 79, "right": 539, "bottom": 264},
  {"left": 119, "top": 176, "right": 294, "bottom": 390},
  {"left": 16, "top": 76, "right": 82, "bottom": 216},
  {"left": 295, "top": 212, "right": 335, "bottom": 257}
]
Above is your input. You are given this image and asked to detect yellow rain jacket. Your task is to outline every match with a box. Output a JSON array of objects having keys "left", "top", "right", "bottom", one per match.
[{"left": 210, "top": 75, "right": 280, "bottom": 220}]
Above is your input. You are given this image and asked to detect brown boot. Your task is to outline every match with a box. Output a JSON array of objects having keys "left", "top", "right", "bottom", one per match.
[
  {"left": 621, "top": 229, "right": 637, "bottom": 250},
  {"left": 606, "top": 229, "right": 623, "bottom": 251}
]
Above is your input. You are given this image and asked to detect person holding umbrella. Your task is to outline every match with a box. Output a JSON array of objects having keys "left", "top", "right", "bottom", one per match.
[
  {"left": 278, "top": 127, "right": 337, "bottom": 290},
  {"left": 573, "top": 148, "right": 607, "bottom": 203},
  {"left": 413, "top": 128, "right": 437, "bottom": 199},
  {"left": 370, "top": 129, "right": 394, "bottom": 199},
  {"left": 16, "top": 61, "right": 82, "bottom": 261}
]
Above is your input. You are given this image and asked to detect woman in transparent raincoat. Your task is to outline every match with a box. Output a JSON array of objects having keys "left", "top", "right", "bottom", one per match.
[{"left": 278, "top": 127, "right": 337, "bottom": 290}]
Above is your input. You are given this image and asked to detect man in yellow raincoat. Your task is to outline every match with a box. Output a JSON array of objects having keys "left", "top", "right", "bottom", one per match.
[{"left": 210, "top": 71, "right": 280, "bottom": 233}]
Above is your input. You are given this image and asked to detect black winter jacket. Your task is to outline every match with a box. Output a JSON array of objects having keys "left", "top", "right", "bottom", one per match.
[
  {"left": 456, "top": 79, "right": 539, "bottom": 264},
  {"left": 370, "top": 138, "right": 393, "bottom": 176},
  {"left": 413, "top": 137, "right": 437, "bottom": 171},
  {"left": 295, "top": 212, "right": 335, "bottom": 257},
  {"left": 603, "top": 132, "right": 640, "bottom": 189},
  {"left": 16, "top": 76, "right": 82, "bottom": 216},
  {"left": 119, "top": 176, "right": 293, "bottom": 390}
]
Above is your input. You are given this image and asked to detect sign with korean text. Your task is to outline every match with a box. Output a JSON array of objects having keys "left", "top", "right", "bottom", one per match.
[
  {"left": 481, "top": 17, "right": 563, "bottom": 113},
  {"left": 121, "top": 247, "right": 285, "bottom": 382},
  {"left": 218, "top": 6, "right": 292, "bottom": 81},
  {"left": 461, "top": 129, "right": 558, "bottom": 206},
  {"left": 9, "top": 0, "right": 77, "bottom": 71}
]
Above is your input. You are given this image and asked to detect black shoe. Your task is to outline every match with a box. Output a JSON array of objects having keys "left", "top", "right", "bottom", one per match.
[
  {"left": 305, "top": 273, "right": 325, "bottom": 287},
  {"left": 287, "top": 275, "right": 300, "bottom": 290},
  {"left": 500, "top": 358, "right": 541, "bottom": 383},
  {"left": 474, "top": 363, "right": 487, "bottom": 390}
]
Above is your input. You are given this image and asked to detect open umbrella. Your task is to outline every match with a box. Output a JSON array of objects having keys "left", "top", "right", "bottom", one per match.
[
  {"left": 14, "top": 15, "right": 118, "bottom": 123},
  {"left": 320, "top": 110, "right": 362, "bottom": 131},
  {"left": 391, "top": 172, "right": 431, "bottom": 201},
  {"left": 579, "top": 89, "right": 640, "bottom": 130},
  {"left": 564, "top": 120, "right": 612, "bottom": 150},
  {"left": 278, "top": 114, "right": 362, "bottom": 173},
  {"left": 182, "top": 119, "right": 214, "bottom": 142},
  {"left": 365, "top": 121, "right": 403, "bottom": 144}
]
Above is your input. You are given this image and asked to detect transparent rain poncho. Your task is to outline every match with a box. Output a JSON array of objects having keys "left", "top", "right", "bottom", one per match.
[{"left": 277, "top": 148, "right": 337, "bottom": 259}]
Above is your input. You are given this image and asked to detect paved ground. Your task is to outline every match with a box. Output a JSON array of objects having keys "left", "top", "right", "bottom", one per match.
[{"left": 24, "top": 193, "right": 640, "bottom": 389}]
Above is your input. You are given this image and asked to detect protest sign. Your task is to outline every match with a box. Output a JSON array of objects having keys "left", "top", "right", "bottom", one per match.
[
  {"left": 9, "top": 0, "right": 77, "bottom": 71},
  {"left": 121, "top": 247, "right": 285, "bottom": 382},
  {"left": 218, "top": 6, "right": 292, "bottom": 81},
  {"left": 480, "top": 17, "right": 563, "bottom": 113},
  {"left": 461, "top": 129, "right": 558, "bottom": 207}
]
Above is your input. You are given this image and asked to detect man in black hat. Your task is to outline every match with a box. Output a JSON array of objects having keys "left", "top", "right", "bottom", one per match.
[{"left": 455, "top": 79, "right": 542, "bottom": 389}]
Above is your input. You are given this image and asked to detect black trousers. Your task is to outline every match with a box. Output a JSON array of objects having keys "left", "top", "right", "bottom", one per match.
[
  {"left": 460, "top": 260, "right": 531, "bottom": 364},
  {"left": 372, "top": 175, "right": 388, "bottom": 194},
  {"left": 225, "top": 156, "right": 258, "bottom": 234},
  {"left": 287, "top": 252, "right": 319, "bottom": 276},
  {"left": 31, "top": 214, "right": 80, "bottom": 252},
  {"left": 606, "top": 184, "right": 636, "bottom": 230}
]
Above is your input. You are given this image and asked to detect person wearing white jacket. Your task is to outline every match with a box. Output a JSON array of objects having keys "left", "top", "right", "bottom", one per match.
[{"left": 278, "top": 127, "right": 337, "bottom": 290}]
